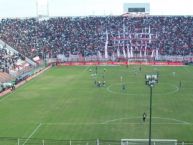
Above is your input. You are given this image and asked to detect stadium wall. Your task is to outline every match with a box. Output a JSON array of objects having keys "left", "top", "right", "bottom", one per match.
[{"left": 56, "top": 61, "right": 184, "bottom": 66}]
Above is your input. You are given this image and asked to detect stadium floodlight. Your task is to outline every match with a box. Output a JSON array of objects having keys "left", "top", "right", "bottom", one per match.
[
  {"left": 145, "top": 74, "right": 158, "bottom": 145},
  {"left": 145, "top": 74, "right": 158, "bottom": 87}
]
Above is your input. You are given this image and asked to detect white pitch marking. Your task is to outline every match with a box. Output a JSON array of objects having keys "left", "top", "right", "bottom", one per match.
[
  {"left": 0, "top": 95, "right": 10, "bottom": 102},
  {"left": 153, "top": 117, "right": 190, "bottom": 125},
  {"left": 101, "top": 116, "right": 191, "bottom": 125},
  {"left": 0, "top": 88, "right": 22, "bottom": 103},
  {"left": 43, "top": 116, "right": 191, "bottom": 126},
  {"left": 106, "top": 83, "right": 179, "bottom": 96},
  {"left": 43, "top": 122, "right": 191, "bottom": 126},
  {"left": 101, "top": 117, "right": 141, "bottom": 124},
  {"left": 22, "top": 123, "right": 42, "bottom": 145},
  {"left": 44, "top": 122, "right": 101, "bottom": 125}
]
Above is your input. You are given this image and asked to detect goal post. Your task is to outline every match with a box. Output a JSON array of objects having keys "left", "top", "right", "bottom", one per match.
[
  {"left": 121, "top": 139, "right": 178, "bottom": 145},
  {"left": 127, "top": 56, "right": 155, "bottom": 63}
]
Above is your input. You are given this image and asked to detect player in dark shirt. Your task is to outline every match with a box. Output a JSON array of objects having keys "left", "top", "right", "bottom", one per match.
[
  {"left": 179, "top": 80, "right": 182, "bottom": 90},
  {"left": 143, "top": 112, "right": 147, "bottom": 122},
  {"left": 122, "top": 84, "right": 126, "bottom": 90}
]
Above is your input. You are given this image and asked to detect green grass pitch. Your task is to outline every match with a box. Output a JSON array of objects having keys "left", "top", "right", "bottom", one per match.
[{"left": 0, "top": 65, "right": 193, "bottom": 144}]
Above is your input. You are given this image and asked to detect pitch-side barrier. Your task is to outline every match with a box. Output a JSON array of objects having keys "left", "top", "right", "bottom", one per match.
[{"left": 57, "top": 61, "right": 184, "bottom": 66}]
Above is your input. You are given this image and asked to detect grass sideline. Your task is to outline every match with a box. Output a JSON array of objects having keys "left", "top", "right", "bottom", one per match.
[
  {"left": 0, "top": 65, "right": 193, "bottom": 144},
  {"left": 0, "top": 65, "right": 51, "bottom": 97}
]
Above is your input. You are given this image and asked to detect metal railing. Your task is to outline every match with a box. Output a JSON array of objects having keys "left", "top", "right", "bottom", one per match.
[{"left": 0, "top": 138, "right": 192, "bottom": 145}]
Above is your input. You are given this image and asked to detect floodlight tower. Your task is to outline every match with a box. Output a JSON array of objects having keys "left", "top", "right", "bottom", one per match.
[
  {"left": 36, "top": 0, "right": 49, "bottom": 20},
  {"left": 145, "top": 74, "right": 158, "bottom": 145}
]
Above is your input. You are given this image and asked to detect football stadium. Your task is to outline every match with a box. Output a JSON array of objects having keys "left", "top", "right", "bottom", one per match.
[{"left": 0, "top": 0, "right": 193, "bottom": 145}]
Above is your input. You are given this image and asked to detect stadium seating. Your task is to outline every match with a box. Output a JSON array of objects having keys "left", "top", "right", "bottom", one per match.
[
  {"left": 0, "top": 16, "right": 192, "bottom": 60},
  {"left": 0, "top": 42, "right": 31, "bottom": 85},
  {"left": 0, "top": 72, "right": 14, "bottom": 83},
  {"left": 0, "top": 45, "right": 22, "bottom": 71}
]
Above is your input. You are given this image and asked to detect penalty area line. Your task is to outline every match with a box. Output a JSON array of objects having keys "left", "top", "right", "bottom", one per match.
[{"left": 22, "top": 123, "right": 42, "bottom": 145}]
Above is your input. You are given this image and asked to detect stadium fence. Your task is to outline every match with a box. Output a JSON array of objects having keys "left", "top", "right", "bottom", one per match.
[{"left": 0, "top": 137, "right": 192, "bottom": 145}]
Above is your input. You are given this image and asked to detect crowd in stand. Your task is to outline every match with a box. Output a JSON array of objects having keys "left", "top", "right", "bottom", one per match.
[
  {"left": 0, "top": 44, "right": 22, "bottom": 73},
  {"left": 0, "top": 16, "right": 193, "bottom": 60}
]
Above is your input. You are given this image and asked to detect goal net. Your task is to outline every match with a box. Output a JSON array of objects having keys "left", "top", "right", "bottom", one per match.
[
  {"left": 121, "top": 139, "right": 178, "bottom": 145},
  {"left": 128, "top": 56, "right": 155, "bottom": 63}
]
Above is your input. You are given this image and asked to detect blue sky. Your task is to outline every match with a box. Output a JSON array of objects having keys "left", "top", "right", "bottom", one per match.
[{"left": 0, "top": 0, "right": 193, "bottom": 18}]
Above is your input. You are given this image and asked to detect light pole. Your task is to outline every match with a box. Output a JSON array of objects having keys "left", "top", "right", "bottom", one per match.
[{"left": 145, "top": 74, "right": 158, "bottom": 145}]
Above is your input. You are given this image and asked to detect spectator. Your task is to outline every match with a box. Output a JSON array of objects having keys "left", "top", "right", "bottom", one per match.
[{"left": 0, "top": 16, "right": 192, "bottom": 61}]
